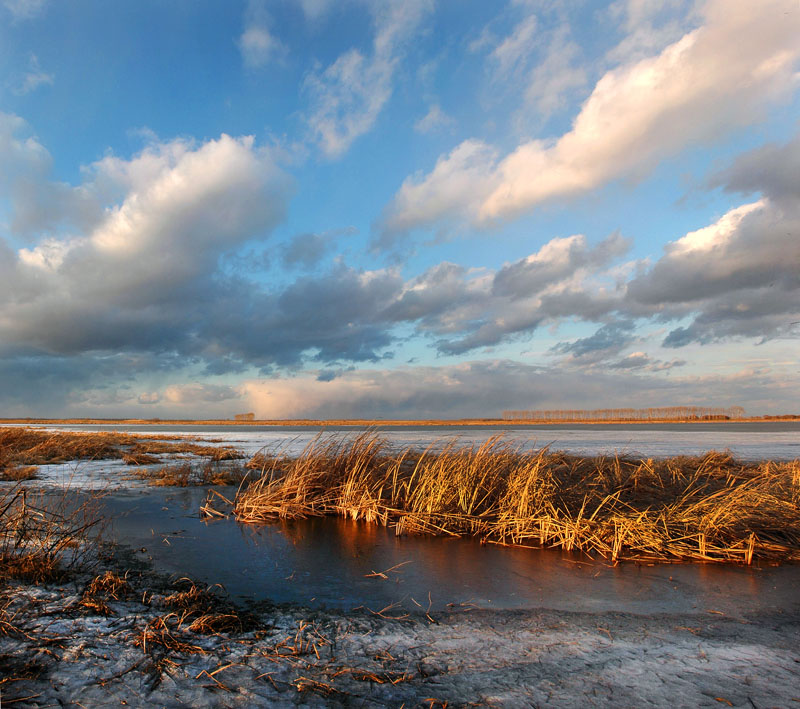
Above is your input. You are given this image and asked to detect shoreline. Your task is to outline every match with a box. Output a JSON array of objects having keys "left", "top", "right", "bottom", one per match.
[
  {"left": 2, "top": 561, "right": 799, "bottom": 708},
  {"left": 1, "top": 416, "right": 799, "bottom": 427}
]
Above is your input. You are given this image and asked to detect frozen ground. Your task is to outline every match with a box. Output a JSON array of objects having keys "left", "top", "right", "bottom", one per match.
[
  {"left": 3, "top": 427, "right": 798, "bottom": 706},
  {"left": 25, "top": 420, "right": 800, "bottom": 463},
  {"left": 1, "top": 571, "right": 799, "bottom": 708}
]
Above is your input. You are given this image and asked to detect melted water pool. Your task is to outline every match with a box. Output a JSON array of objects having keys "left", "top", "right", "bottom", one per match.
[{"left": 102, "top": 486, "right": 800, "bottom": 617}]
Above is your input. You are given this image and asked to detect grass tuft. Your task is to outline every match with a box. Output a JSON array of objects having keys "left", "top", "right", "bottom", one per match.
[
  {"left": 233, "top": 433, "right": 800, "bottom": 563},
  {"left": 0, "top": 486, "right": 101, "bottom": 583}
]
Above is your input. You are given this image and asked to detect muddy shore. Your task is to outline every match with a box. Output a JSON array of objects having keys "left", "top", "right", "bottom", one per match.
[{"left": 2, "top": 564, "right": 799, "bottom": 708}]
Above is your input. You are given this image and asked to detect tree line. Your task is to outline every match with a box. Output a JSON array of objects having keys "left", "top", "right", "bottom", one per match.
[{"left": 502, "top": 406, "right": 747, "bottom": 422}]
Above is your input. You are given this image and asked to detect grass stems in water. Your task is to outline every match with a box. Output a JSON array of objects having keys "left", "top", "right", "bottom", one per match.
[{"left": 234, "top": 433, "right": 800, "bottom": 563}]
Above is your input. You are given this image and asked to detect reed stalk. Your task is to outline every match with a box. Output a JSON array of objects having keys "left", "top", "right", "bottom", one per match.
[{"left": 233, "top": 434, "right": 800, "bottom": 563}]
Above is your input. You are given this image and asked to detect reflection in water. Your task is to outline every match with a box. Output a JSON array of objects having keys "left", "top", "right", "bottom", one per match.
[{"left": 101, "top": 487, "right": 800, "bottom": 617}]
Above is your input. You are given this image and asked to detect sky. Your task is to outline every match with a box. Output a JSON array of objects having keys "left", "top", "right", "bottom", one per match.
[{"left": 0, "top": 0, "right": 798, "bottom": 419}]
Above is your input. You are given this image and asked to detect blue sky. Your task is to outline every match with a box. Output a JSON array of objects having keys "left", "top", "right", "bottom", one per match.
[{"left": 0, "top": 0, "right": 798, "bottom": 418}]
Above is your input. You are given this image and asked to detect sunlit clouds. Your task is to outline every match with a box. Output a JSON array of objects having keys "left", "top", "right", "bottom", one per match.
[{"left": 0, "top": 0, "right": 798, "bottom": 417}]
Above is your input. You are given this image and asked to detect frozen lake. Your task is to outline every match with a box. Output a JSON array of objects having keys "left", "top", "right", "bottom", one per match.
[
  {"left": 35, "top": 419, "right": 800, "bottom": 462},
  {"left": 13, "top": 422, "right": 800, "bottom": 618}
]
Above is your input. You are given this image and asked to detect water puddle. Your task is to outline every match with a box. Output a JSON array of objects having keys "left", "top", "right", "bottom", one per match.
[{"left": 100, "top": 487, "right": 800, "bottom": 617}]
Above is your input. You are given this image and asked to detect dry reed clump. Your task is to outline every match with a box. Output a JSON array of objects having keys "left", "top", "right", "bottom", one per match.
[
  {"left": 136, "top": 462, "right": 250, "bottom": 487},
  {"left": 135, "top": 613, "right": 206, "bottom": 656},
  {"left": 161, "top": 578, "right": 250, "bottom": 635},
  {"left": 233, "top": 433, "right": 800, "bottom": 564},
  {"left": 0, "top": 426, "right": 244, "bottom": 471},
  {"left": 131, "top": 579, "right": 257, "bottom": 686},
  {"left": 0, "top": 465, "right": 38, "bottom": 482},
  {"left": 75, "top": 571, "right": 131, "bottom": 616},
  {"left": 0, "top": 486, "right": 101, "bottom": 584},
  {"left": 131, "top": 579, "right": 250, "bottom": 686}
]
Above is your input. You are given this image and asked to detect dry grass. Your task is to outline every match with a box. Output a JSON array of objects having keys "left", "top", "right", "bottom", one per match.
[
  {"left": 74, "top": 571, "right": 131, "bottom": 616},
  {"left": 136, "top": 462, "right": 250, "bottom": 488},
  {"left": 0, "top": 486, "right": 101, "bottom": 584},
  {"left": 0, "top": 466, "right": 38, "bottom": 482},
  {"left": 233, "top": 433, "right": 800, "bottom": 563},
  {"left": 162, "top": 578, "right": 251, "bottom": 635},
  {"left": 0, "top": 427, "right": 244, "bottom": 472},
  {"left": 135, "top": 613, "right": 206, "bottom": 656}
]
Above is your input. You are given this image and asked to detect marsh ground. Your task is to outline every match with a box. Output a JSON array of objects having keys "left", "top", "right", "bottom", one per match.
[{"left": 1, "top": 427, "right": 798, "bottom": 706}]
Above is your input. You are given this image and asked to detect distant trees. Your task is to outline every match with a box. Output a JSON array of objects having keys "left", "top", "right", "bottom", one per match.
[
  {"left": 501, "top": 406, "right": 746, "bottom": 422},
  {"left": 234, "top": 412, "right": 255, "bottom": 422}
]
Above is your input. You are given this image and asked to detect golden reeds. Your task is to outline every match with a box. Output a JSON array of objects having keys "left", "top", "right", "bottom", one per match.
[
  {"left": 135, "top": 462, "right": 249, "bottom": 487},
  {"left": 234, "top": 433, "right": 800, "bottom": 564},
  {"left": 0, "top": 427, "right": 244, "bottom": 471}
]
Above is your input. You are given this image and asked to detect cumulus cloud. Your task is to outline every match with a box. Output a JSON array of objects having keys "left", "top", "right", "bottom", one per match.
[
  {"left": 551, "top": 321, "right": 637, "bottom": 365},
  {"left": 383, "top": 232, "right": 630, "bottom": 355},
  {"left": 163, "top": 383, "right": 241, "bottom": 404},
  {"left": 493, "top": 232, "right": 629, "bottom": 298},
  {"left": 0, "top": 113, "right": 103, "bottom": 238},
  {"left": 383, "top": 128, "right": 799, "bottom": 357},
  {"left": 205, "top": 265, "right": 403, "bottom": 367},
  {"left": 2, "top": 114, "right": 797, "bottom": 417},
  {"left": 0, "top": 125, "right": 293, "bottom": 361},
  {"left": 304, "top": 0, "right": 433, "bottom": 157},
  {"left": 625, "top": 133, "right": 800, "bottom": 346},
  {"left": 378, "top": 139, "right": 498, "bottom": 238},
  {"left": 237, "top": 359, "right": 790, "bottom": 419},
  {"left": 381, "top": 0, "right": 800, "bottom": 234}
]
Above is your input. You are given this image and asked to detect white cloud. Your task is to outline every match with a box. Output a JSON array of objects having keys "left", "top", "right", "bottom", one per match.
[
  {"left": 238, "top": 0, "right": 287, "bottom": 68},
  {"left": 382, "top": 0, "right": 800, "bottom": 232},
  {"left": 669, "top": 201, "right": 763, "bottom": 256},
  {"left": 0, "top": 112, "right": 102, "bottom": 237},
  {"left": 3, "top": 0, "right": 45, "bottom": 20},
  {"left": 521, "top": 26, "right": 586, "bottom": 121},
  {"left": 624, "top": 132, "right": 800, "bottom": 346},
  {"left": 414, "top": 104, "right": 455, "bottom": 134},
  {"left": 15, "top": 54, "right": 54, "bottom": 95},
  {"left": 299, "top": 0, "right": 332, "bottom": 21},
  {"left": 379, "top": 139, "right": 497, "bottom": 237},
  {"left": 237, "top": 359, "right": 792, "bottom": 419},
  {"left": 304, "top": 0, "right": 433, "bottom": 158},
  {"left": 491, "top": 14, "right": 537, "bottom": 74},
  {"left": 239, "top": 25, "right": 286, "bottom": 68},
  {"left": 0, "top": 129, "right": 293, "bottom": 355}
]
